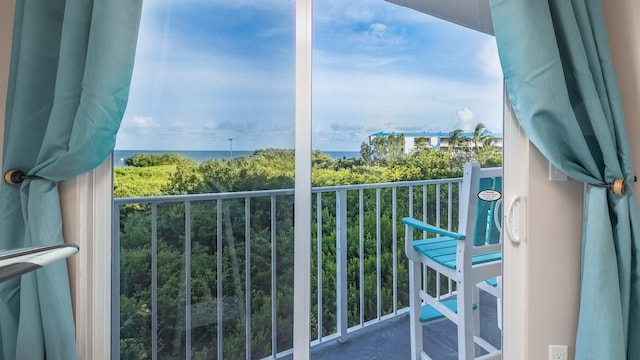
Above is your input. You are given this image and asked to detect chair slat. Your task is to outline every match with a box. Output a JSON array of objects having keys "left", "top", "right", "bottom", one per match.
[
  {"left": 418, "top": 299, "right": 478, "bottom": 323},
  {"left": 413, "top": 240, "right": 502, "bottom": 270},
  {"left": 487, "top": 177, "right": 503, "bottom": 245},
  {"left": 473, "top": 177, "right": 493, "bottom": 246}
]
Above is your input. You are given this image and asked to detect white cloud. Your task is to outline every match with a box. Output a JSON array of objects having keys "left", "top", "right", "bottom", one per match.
[
  {"left": 331, "top": 123, "right": 364, "bottom": 132},
  {"left": 477, "top": 38, "right": 503, "bottom": 80},
  {"left": 370, "top": 23, "right": 386, "bottom": 32},
  {"left": 204, "top": 121, "right": 218, "bottom": 130},
  {"left": 455, "top": 107, "right": 475, "bottom": 131},
  {"left": 396, "top": 125, "right": 423, "bottom": 132},
  {"left": 308, "top": 67, "right": 503, "bottom": 150},
  {"left": 355, "top": 23, "right": 408, "bottom": 51},
  {"left": 456, "top": 107, "right": 474, "bottom": 121},
  {"left": 314, "top": 49, "right": 406, "bottom": 69},
  {"left": 120, "top": 116, "right": 161, "bottom": 133}
]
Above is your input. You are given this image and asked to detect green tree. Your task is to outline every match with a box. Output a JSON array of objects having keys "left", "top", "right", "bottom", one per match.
[
  {"left": 125, "top": 153, "right": 194, "bottom": 167},
  {"left": 387, "top": 134, "right": 404, "bottom": 161},
  {"left": 448, "top": 129, "right": 467, "bottom": 152},
  {"left": 366, "top": 134, "right": 405, "bottom": 163},
  {"left": 360, "top": 141, "right": 374, "bottom": 166},
  {"left": 472, "top": 122, "right": 490, "bottom": 153},
  {"left": 413, "top": 137, "right": 429, "bottom": 151}
]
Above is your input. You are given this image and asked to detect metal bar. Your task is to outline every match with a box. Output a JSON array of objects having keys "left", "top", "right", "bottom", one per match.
[
  {"left": 448, "top": 182, "right": 453, "bottom": 232},
  {"left": 317, "top": 193, "right": 323, "bottom": 341},
  {"left": 113, "top": 178, "right": 462, "bottom": 206},
  {"left": 217, "top": 199, "right": 223, "bottom": 360},
  {"left": 436, "top": 269, "right": 441, "bottom": 299},
  {"left": 392, "top": 187, "right": 398, "bottom": 313},
  {"left": 245, "top": 198, "right": 252, "bottom": 360},
  {"left": 359, "top": 189, "right": 364, "bottom": 326},
  {"left": 336, "top": 190, "right": 348, "bottom": 342},
  {"left": 408, "top": 186, "right": 413, "bottom": 218},
  {"left": 111, "top": 205, "right": 121, "bottom": 360},
  {"left": 376, "top": 188, "right": 381, "bottom": 319},
  {"left": 423, "top": 265, "right": 428, "bottom": 298},
  {"left": 185, "top": 202, "right": 192, "bottom": 359},
  {"left": 423, "top": 184, "right": 429, "bottom": 291},
  {"left": 271, "top": 196, "right": 277, "bottom": 356},
  {"left": 151, "top": 203, "right": 158, "bottom": 360},
  {"left": 436, "top": 183, "right": 441, "bottom": 231},
  {"left": 423, "top": 184, "right": 428, "bottom": 238},
  {"left": 307, "top": 178, "right": 460, "bottom": 192}
]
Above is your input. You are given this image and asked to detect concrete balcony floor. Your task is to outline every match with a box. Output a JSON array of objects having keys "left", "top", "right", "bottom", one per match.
[{"left": 304, "top": 291, "right": 501, "bottom": 360}]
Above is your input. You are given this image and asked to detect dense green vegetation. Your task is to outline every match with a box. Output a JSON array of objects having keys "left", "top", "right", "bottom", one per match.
[{"left": 115, "top": 137, "right": 502, "bottom": 359}]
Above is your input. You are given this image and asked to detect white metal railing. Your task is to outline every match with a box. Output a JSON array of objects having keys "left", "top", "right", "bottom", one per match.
[{"left": 112, "top": 178, "right": 461, "bottom": 359}]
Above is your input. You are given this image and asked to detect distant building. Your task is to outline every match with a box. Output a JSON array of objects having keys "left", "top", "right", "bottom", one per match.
[{"left": 368, "top": 131, "right": 504, "bottom": 154}]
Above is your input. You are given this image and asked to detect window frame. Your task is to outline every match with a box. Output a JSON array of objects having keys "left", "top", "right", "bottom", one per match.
[
  {"left": 62, "top": 157, "right": 114, "bottom": 359},
  {"left": 65, "top": 1, "right": 528, "bottom": 359}
]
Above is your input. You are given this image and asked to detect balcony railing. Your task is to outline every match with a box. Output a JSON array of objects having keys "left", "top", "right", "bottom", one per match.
[{"left": 112, "top": 177, "right": 462, "bottom": 359}]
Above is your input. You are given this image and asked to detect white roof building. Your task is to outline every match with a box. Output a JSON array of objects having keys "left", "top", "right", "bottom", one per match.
[{"left": 368, "top": 131, "right": 504, "bottom": 154}]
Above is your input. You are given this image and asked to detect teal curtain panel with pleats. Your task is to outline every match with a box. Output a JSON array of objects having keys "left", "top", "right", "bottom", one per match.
[
  {"left": 0, "top": 1, "right": 142, "bottom": 358},
  {"left": 490, "top": 0, "right": 640, "bottom": 358}
]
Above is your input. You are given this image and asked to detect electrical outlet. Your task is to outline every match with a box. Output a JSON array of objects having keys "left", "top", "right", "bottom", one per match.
[{"left": 549, "top": 345, "right": 568, "bottom": 360}]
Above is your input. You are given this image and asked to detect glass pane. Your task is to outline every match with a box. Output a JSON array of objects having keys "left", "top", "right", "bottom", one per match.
[
  {"left": 310, "top": 1, "right": 503, "bottom": 359},
  {"left": 114, "top": 1, "right": 295, "bottom": 359}
]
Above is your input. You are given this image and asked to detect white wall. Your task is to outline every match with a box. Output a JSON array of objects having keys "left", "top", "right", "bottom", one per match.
[
  {"left": 522, "top": 150, "right": 583, "bottom": 359},
  {"left": 604, "top": 0, "right": 640, "bottom": 194}
]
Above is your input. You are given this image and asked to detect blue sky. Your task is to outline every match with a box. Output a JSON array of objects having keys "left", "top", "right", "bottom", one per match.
[{"left": 115, "top": 0, "right": 503, "bottom": 151}]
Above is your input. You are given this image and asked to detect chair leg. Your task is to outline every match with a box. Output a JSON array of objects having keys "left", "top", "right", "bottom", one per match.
[
  {"left": 497, "top": 276, "right": 503, "bottom": 331},
  {"left": 457, "top": 279, "right": 475, "bottom": 360},
  {"left": 409, "top": 260, "right": 423, "bottom": 360},
  {"left": 473, "top": 285, "right": 480, "bottom": 337}
]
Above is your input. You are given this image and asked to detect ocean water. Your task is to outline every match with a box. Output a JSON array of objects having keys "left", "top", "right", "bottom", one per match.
[{"left": 113, "top": 150, "right": 360, "bottom": 166}]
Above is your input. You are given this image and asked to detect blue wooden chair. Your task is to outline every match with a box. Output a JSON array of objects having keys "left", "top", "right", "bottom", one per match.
[{"left": 403, "top": 162, "right": 502, "bottom": 360}]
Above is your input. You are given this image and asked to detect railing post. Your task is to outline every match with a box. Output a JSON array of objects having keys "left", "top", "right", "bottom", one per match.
[
  {"left": 184, "top": 201, "right": 192, "bottom": 359},
  {"left": 216, "top": 199, "right": 223, "bottom": 360},
  {"left": 151, "top": 203, "right": 158, "bottom": 360},
  {"left": 336, "top": 189, "right": 348, "bottom": 343},
  {"left": 111, "top": 205, "right": 121, "bottom": 360}
]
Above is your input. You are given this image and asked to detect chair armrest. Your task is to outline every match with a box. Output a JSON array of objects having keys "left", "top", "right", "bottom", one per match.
[{"left": 402, "top": 217, "right": 465, "bottom": 240}]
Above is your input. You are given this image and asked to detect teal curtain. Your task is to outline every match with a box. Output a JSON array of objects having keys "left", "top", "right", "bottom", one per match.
[
  {"left": 490, "top": 0, "right": 640, "bottom": 358},
  {"left": 0, "top": 0, "right": 142, "bottom": 359}
]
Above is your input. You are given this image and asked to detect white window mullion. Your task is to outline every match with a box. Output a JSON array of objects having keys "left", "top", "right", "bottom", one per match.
[
  {"left": 502, "top": 93, "right": 528, "bottom": 359},
  {"left": 293, "top": 0, "right": 313, "bottom": 359},
  {"left": 62, "top": 156, "right": 113, "bottom": 360}
]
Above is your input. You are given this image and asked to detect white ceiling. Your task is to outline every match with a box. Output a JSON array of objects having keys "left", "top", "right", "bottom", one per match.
[{"left": 384, "top": 0, "right": 494, "bottom": 35}]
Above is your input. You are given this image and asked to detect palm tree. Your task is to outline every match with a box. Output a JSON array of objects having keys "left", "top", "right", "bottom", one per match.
[
  {"left": 472, "top": 122, "right": 490, "bottom": 153},
  {"left": 448, "top": 129, "right": 466, "bottom": 152},
  {"left": 388, "top": 134, "right": 404, "bottom": 160},
  {"left": 482, "top": 135, "right": 495, "bottom": 150},
  {"left": 414, "top": 137, "right": 429, "bottom": 151}
]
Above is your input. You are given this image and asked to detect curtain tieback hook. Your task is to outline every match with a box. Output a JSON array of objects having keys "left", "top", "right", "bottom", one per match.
[
  {"left": 3, "top": 170, "right": 43, "bottom": 185},
  {"left": 591, "top": 179, "right": 626, "bottom": 195}
]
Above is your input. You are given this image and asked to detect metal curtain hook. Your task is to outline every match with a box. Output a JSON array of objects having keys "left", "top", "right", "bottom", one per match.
[{"left": 3, "top": 170, "right": 43, "bottom": 185}]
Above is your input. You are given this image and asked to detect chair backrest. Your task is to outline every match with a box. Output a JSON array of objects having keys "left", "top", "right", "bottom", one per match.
[{"left": 458, "top": 162, "right": 503, "bottom": 247}]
